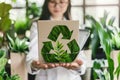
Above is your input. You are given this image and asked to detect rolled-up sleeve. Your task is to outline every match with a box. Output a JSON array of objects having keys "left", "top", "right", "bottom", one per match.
[
  {"left": 26, "top": 22, "right": 40, "bottom": 74},
  {"left": 75, "top": 51, "right": 87, "bottom": 75}
]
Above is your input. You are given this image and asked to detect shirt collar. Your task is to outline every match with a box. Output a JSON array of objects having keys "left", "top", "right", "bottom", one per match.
[{"left": 50, "top": 16, "right": 66, "bottom": 20}]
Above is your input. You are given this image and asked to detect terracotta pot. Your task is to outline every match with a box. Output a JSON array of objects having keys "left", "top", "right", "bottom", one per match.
[{"left": 10, "top": 53, "right": 27, "bottom": 80}]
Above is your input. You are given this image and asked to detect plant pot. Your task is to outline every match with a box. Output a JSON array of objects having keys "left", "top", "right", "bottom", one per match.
[
  {"left": 92, "top": 48, "right": 106, "bottom": 59},
  {"left": 81, "top": 50, "right": 92, "bottom": 80},
  {"left": 111, "top": 50, "right": 119, "bottom": 68},
  {"left": 111, "top": 50, "right": 120, "bottom": 80},
  {"left": 10, "top": 52, "right": 27, "bottom": 80},
  {"left": 17, "top": 34, "right": 25, "bottom": 39}
]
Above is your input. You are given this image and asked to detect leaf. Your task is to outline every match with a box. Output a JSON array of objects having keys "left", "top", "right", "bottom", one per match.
[
  {"left": 10, "top": 74, "right": 21, "bottom": 80},
  {"left": 0, "top": 3, "right": 12, "bottom": 32},
  {"left": 7, "top": 34, "right": 28, "bottom": 53},
  {"left": 0, "top": 50, "right": 7, "bottom": 74},
  {"left": 0, "top": 76, "right": 3, "bottom": 80},
  {"left": 100, "top": 11, "right": 108, "bottom": 28},
  {"left": 11, "top": 0, "right": 17, "bottom": 2},
  {"left": 0, "top": 3, "right": 12, "bottom": 17},
  {"left": 104, "top": 69, "right": 111, "bottom": 80},
  {"left": 94, "top": 69, "right": 105, "bottom": 80},
  {"left": 96, "top": 20, "right": 114, "bottom": 80},
  {"left": 86, "top": 13, "right": 114, "bottom": 80},
  {"left": 108, "top": 16, "right": 115, "bottom": 26},
  {"left": 14, "top": 19, "right": 29, "bottom": 35}
]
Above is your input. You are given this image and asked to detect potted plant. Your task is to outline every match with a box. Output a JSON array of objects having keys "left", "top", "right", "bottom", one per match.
[
  {"left": 7, "top": 34, "right": 29, "bottom": 80},
  {"left": 85, "top": 11, "right": 116, "bottom": 59},
  {"left": 110, "top": 29, "right": 120, "bottom": 80},
  {"left": 92, "top": 59, "right": 110, "bottom": 80},
  {"left": 86, "top": 11, "right": 120, "bottom": 80},
  {"left": 0, "top": 49, "right": 21, "bottom": 80},
  {"left": 92, "top": 54, "right": 120, "bottom": 80}
]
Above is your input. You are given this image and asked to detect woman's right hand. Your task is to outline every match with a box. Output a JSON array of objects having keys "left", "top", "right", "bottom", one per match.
[
  {"left": 31, "top": 60, "right": 48, "bottom": 69},
  {"left": 31, "top": 60, "right": 60, "bottom": 69}
]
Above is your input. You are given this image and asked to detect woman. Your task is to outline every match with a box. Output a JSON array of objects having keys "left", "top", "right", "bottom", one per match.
[{"left": 26, "top": 0, "right": 86, "bottom": 80}]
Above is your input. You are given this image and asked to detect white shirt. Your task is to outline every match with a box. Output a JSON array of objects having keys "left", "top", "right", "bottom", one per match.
[{"left": 26, "top": 22, "right": 86, "bottom": 80}]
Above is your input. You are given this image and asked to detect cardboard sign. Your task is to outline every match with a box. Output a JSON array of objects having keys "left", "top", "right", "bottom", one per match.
[{"left": 37, "top": 20, "right": 80, "bottom": 63}]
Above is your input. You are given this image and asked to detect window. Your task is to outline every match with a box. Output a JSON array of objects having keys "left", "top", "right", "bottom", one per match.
[
  {"left": 1, "top": 0, "right": 119, "bottom": 27},
  {"left": 71, "top": 0, "right": 119, "bottom": 28}
]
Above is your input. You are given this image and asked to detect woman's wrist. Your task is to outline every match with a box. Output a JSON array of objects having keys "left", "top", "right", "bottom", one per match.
[{"left": 31, "top": 63, "right": 39, "bottom": 71}]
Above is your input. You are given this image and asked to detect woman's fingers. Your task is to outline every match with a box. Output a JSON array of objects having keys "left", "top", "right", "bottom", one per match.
[
  {"left": 32, "top": 60, "right": 48, "bottom": 69},
  {"left": 75, "top": 59, "right": 83, "bottom": 65},
  {"left": 47, "top": 63, "right": 55, "bottom": 68},
  {"left": 32, "top": 59, "right": 83, "bottom": 70}
]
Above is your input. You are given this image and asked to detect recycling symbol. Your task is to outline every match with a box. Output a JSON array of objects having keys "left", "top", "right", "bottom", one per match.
[{"left": 41, "top": 25, "right": 80, "bottom": 63}]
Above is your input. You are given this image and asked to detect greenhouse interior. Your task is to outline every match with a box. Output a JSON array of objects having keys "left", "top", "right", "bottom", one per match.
[{"left": 0, "top": 0, "right": 120, "bottom": 80}]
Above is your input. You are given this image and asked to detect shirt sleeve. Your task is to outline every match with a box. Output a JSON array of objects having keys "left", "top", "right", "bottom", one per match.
[
  {"left": 75, "top": 51, "right": 87, "bottom": 75},
  {"left": 26, "top": 22, "right": 40, "bottom": 74}
]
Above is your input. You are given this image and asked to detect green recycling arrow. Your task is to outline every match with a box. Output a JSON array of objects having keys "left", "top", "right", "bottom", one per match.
[
  {"left": 48, "top": 25, "right": 73, "bottom": 41},
  {"left": 41, "top": 41, "right": 53, "bottom": 54},
  {"left": 41, "top": 25, "right": 80, "bottom": 62}
]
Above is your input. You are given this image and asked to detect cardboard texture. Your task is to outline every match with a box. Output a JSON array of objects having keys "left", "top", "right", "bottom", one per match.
[
  {"left": 37, "top": 20, "right": 79, "bottom": 62},
  {"left": 10, "top": 53, "right": 27, "bottom": 80}
]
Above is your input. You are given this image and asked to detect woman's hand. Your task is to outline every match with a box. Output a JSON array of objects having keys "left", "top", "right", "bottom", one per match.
[
  {"left": 31, "top": 59, "right": 83, "bottom": 70},
  {"left": 60, "top": 59, "right": 83, "bottom": 70},
  {"left": 31, "top": 60, "right": 60, "bottom": 69},
  {"left": 31, "top": 60, "right": 48, "bottom": 69}
]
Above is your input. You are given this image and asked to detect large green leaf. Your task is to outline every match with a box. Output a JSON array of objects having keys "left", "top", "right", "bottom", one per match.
[
  {"left": 0, "top": 3, "right": 12, "bottom": 17},
  {"left": 85, "top": 15, "right": 101, "bottom": 57},
  {"left": 96, "top": 19, "right": 114, "bottom": 80},
  {"left": 0, "top": 2, "right": 12, "bottom": 32}
]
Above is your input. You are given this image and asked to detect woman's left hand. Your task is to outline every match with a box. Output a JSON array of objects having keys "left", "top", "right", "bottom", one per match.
[{"left": 60, "top": 59, "right": 83, "bottom": 70}]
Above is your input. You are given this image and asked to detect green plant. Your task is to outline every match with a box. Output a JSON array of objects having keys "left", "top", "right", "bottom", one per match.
[
  {"left": 0, "top": 50, "right": 7, "bottom": 75},
  {"left": 0, "top": 2, "right": 12, "bottom": 33},
  {"left": 86, "top": 11, "right": 116, "bottom": 58},
  {"left": 111, "top": 28, "right": 120, "bottom": 50},
  {"left": 7, "top": 34, "right": 28, "bottom": 53},
  {"left": 86, "top": 11, "right": 116, "bottom": 80},
  {"left": 0, "top": 49, "right": 21, "bottom": 80},
  {"left": 14, "top": 1, "right": 41, "bottom": 35},
  {"left": 86, "top": 11, "right": 120, "bottom": 80},
  {"left": 6, "top": 74, "right": 21, "bottom": 80},
  {"left": 27, "top": 2, "right": 41, "bottom": 19},
  {"left": 0, "top": 2, "right": 12, "bottom": 47},
  {"left": 50, "top": 41, "right": 72, "bottom": 62},
  {"left": 93, "top": 59, "right": 111, "bottom": 80},
  {"left": 14, "top": 18, "right": 29, "bottom": 35}
]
